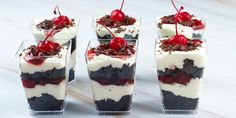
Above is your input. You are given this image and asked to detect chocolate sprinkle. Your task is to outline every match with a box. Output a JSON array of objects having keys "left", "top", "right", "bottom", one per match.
[
  {"left": 25, "top": 45, "right": 62, "bottom": 56},
  {"left": 36, "top": 18, "right": 75, "bottom": 30},
  {"left": 98, "top": 15, "right": 136, "bottom": 28},
  {"left": 158, "top": 14, "right": 197, "bottom": 28},
  {"left": 159, "top": 39, "right": 202, "bottom": 52},
  {"left": 36, "top": 20, "right": 54, "bottom": 30},
  {"left": 91, "top": 43, "right": 135, "bottom": 56}
]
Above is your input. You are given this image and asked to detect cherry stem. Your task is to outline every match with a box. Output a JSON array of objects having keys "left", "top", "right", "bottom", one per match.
[
  {"left": 41, "top": 19, "right": 65, "bottom": 45},
  {"left": 54, "top": 6, "right": 61, "bottom": 16},
  {"left": 120, "top": 0, "right": 125, "bottom": 11},
  {"left": 171, "top": 0, "right": 179, "bottom": 13},
  {"left": 97, "top": 21, "right": 116, "bottom": 38},
  {"left": 175, "top": 23, "right": 178, "bottom": 36}
]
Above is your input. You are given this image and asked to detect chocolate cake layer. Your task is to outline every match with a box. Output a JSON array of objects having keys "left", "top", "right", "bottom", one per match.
[
  {"left": 157, "top": 59, "right": 204, "bottom": 78},
  {"left": 95, "top": 95, "right": 132, "bottom": 111},
  {"left": 68, "top": 68, "right": 75, "bottom": 82},
  {"left": 97, "top": 34, "right": 138, "bottom": 39},
  {"left": 89, "top": 64, "right": 136, "bottom": 85},
  {"left": 28, "top": 93, "right": 64, "bottom": 111},
  {"left": 93, "top": 79, "right": 134, "bottom": 86},
  {"left": 21, "top": 67, "right": 65, "bottom": 80},
  {"left": 161, "top": 90, "right": 198, "bottom": 110}
]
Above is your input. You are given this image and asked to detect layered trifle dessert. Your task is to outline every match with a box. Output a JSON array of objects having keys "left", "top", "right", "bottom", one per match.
[
  {"left": 155, "top": 33, "right": 206, "bottom": 111},
  {"left": 85, "top": 38, "right": 138, "bottom": 112},
  {"left": 31, "top": 6, "right": 78, "bottom": 82},
  {"left": 94, "top": 0, "right": 140, "bottom": 39},
  {"left": 156, "top": 0, "right": 205, "bottom": 39},
  {"left": 16, "top": 39, "right": 70, "bottom": 113}
]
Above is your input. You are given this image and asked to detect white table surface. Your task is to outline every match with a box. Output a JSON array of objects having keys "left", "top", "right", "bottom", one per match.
[{"left": 0, "top": 0, "right": 236, "bottom": 118}]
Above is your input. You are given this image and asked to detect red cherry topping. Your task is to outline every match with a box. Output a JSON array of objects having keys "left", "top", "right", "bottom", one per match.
[
  {"left": 110, "top": 0, "right": 125, "bottom": 22},
  {"left": 111, "top": 9, "right": 125, "bottom": 22},
  {"left": 53, "top": 16, "right": 70, "bottom": 26},
  {"left": 38, "top": 40, "right": 59, "bottom": 52},
  {"left": 192, "top": 19, "right": 205, "bottom": 30},
  {"left": 25, "top": 57, "right": 45, "bottom": 66},
  {"left": 87, "top": 49, "right": 95, "bottom": 60},
  {"left": 97, "top": 21, "right": 127, "bottom": 51},
  {"left": 170, "top": 35, "right": 188, "bottom": 45},
  {"left": 53, "top": 6, "right": 70, "bottom": 27},
  {"left": 172, "top": 0, "right": 191, "bottom": 22},
  {"left": 109, "top": 37, "right": 127, "bottom": 51}
]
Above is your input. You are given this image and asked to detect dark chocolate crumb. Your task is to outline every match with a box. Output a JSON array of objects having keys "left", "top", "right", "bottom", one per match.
[
  {"left": 98, "top": 15, "right": 136, "bottom": 28},
  {"left": 91, "top": 43, "right": 135, "bottom": 56}
]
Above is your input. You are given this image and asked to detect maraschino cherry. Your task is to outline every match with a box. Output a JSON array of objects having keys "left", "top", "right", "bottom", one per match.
[
  {"left": 53, "top": 6, "right": 70, "bottom": 27},
  {"left": 97, "top": 21, "right": 127, "bottom": 51},
  {"left": 171, "top": 0, "right": 191, "bottom": 22},
  {"left": 110, "top": 0, "right": 125, "bottom": 22},
  {"left": 168, "top": 0, "right": 188, "bottom": 46}
]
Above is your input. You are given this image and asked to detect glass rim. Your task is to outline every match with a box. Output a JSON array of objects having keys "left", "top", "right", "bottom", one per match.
[
  {"left": 15, "top": 39, "right": 71, "bottom": 59},
  {"left": 85, "top": 39, "right": 139, "bottom": 62}
]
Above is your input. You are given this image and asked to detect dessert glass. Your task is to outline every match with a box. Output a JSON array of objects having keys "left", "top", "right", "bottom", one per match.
[
  {"left": 85, "top": 39, "right": 138, "bottom": 113},
  {"left": 16, "top": 40, "right": 71, "bottom": 114},
  {"left": 92, "top": 17, "right": 141, "bottom": 40},
  {"left": 155, "top": 38, "right": 207, "bottom": 113},
  {"left": 155, "top": 17, "right": 205, "bottom": 40},
  {"left": 30, "top": 18, "right": 79, "bottom": 83}
]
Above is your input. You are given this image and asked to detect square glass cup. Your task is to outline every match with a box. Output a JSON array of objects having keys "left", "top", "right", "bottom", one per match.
[
  {"left": 85, "top": 39, "right": 138, "bottom": 113},
  {"left": 155, "top": 17, "right": 206, "bottom": 40},
  {"left": 155, "top": 38, "right": 207, "bottom": 113},
  {"left": 30, "top": 17, "right": 79, "bottom": 83},
  {"left": 15, "top": 40, "right": 71, "bottom": 114},
  {"left": 92, "top": 16, "right": 141, "bottom": 40}
]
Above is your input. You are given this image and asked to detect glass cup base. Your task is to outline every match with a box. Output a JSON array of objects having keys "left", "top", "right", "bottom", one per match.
[
  {"left": 29, "top": 108, "right": 64, "bottom": 115},
  {"left": 97, "top": 110, "right": 130, "bottom": 115},
  {"left": 163, "top": 108, "right": 198, "bottom": 114}
]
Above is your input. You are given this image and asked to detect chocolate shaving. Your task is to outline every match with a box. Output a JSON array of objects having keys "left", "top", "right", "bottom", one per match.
[
  {"left": 36, "top": 18, "right": 75, "bottom": 30},
  {"left": 36, "top": 20, "right": 54, "bottom": 30},
  {"left": 91, "top": 43, "right": 135, "bottom": 56},
  {"left": 98, "top": 15, "right": 136, "bottom": 28},
  {"left": 159, "top": 39, "right": 202, "bottom": 52},
  {"left": 158, "top": 14, "right": 196, "bottom": 28},
  {"left": 25, "top": 45, "right": 62, "bottom": 56}
]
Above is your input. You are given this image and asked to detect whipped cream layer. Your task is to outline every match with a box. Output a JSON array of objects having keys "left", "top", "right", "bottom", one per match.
[
  {"left": 95, "top": 17, "right": 140, "bottom": 38},
  {"left": 31, "top": 18, "right": 78, "bottom": 44},
  {"left": 159, "top": 78, "right": 202, "bottom": 99},
  {"left": 155, "top": 39, "right": 207, "bottom": 71},
  {"left": 156, "top": 17, "right": 204, "bottom": 39},
  {"left": 24, "top": 80, "right": 67, "bottom": 100},
  {"left": 91, "top": 80, "right": 133, "bottom": 102},
  {"left": 87, "top": 54, "right": 136, "bottom": 71},
  {"left": 19, "top": 46, "right": 68, "bottom": 74}
]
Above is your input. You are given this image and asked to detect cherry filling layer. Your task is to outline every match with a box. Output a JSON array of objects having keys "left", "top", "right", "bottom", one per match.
[
  {"left": 21, "top": 77, "right": 65, "bottom": 88},
  {"left": 157, "top": 59, "right": 204, "bottom": 85}
]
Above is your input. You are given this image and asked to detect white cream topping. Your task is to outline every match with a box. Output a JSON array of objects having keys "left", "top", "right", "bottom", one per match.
[
  {"left": 91, "top": 80, "right": 133, "bottom": 102},
  {"left": 87, "top": 54, "right": 136, "bottom": 71},
  {"left": 159, "top": 78, "right": 202, "bottom": 98},
  {"left": 95, "top": 17, "right": 140, "bottom": 38},
  {"left": 31, "top": 18, "right": 78, "bottom": 45},
  {"left": 156, "top": 17, "right": 204, "bottom": 39},
  {"left": 155, "top": 39, "right": 206, "bottom": 71},
  {"left": 24, "top": 80, "right": 67, "bottom": 100},
  {"left": 19, "top": 46, "right": 68, "bottom": 74}
]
